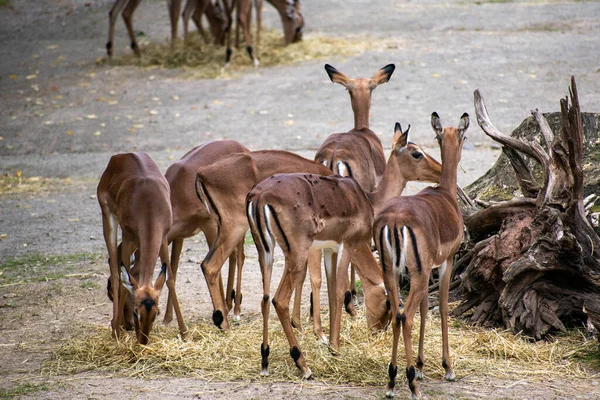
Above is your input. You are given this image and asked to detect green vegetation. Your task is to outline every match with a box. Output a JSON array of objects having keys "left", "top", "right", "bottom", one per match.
[
  {"left": 0, "top": 252, "right": 101, "bottom": 286},
  {"left": 0, "top": 0, "right": 10, "bottom": 8},
  {"left": 0, "top": 382, "right": 48, "bottom": 399}
]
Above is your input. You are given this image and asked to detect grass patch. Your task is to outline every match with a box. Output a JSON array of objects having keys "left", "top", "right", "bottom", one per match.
[
  {"left": 0, "top": 173, "right": 95, "bottom": 197},
  {"left": 0, "top": 382, "right": 48, "bottom": 399},
  {"left": 0, "top": 252, "right": 101, "bottom": 286},
  {"left": 44, "top": 307, "right": 599, "bottom": 387},
  {"left": 102, "top": 30, "right": 399, "bottom": 79},
  {"left": 0, "top": 0, "right": 10, "bottom": 7}
]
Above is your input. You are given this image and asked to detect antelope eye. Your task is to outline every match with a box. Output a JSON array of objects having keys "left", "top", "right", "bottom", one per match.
[{"left": 412, "top": 151, "right": 424, "bottom": 160}]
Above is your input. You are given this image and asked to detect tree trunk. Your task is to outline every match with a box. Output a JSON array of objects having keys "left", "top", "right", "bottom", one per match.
[{"left": 451, "top": 78, "right": 600, "bottom": 340}]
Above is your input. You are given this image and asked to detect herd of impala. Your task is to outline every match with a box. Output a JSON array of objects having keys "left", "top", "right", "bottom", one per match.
[
  {"left": 107, "top": 0, "right": 304, "bottom": 67},
  {"left": 97, "top": 58, "right": 470, "bottom": 398}
]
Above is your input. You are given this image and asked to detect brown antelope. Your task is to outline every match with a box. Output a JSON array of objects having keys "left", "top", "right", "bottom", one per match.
[
  {"left": 246, "top": 123, "right": 442, "bottom": 378},
  {"left": 97, "top": 152, "right": 187, "bottom": 344},
  {"left": 374, "top": 113, "right": 468, "bottom": 398},
  {"left": 223, "top": 0, "right": 304, "bottom": 66},
  {"left": 107, "top": 0, "right": 182, "bottom": 57},
  {"left": 162, "top": 140, "right": 250, "bottom": 324},
  {"left": 195, "top": 150, "right": 391, "bottom": 333},
  {"left": 181, "top": 0, "right": 229, "bottom": 46},
  {"left": 291, "top": 63, "right": 396, "bottom": 332}
]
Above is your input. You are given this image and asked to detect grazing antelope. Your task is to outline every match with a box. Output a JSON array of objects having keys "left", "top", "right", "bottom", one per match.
[
  {"left": 222, "top": 0, "right": 303, "bottom": 66},
  {"left": 162, "top": 140, "right": 250, "bottom": 324},
  {"left": 195, "top": 150, "right": 391, "bottom": 333},
  {"left": 107, "top": 0, "right": 182, "bottom": 57},
  {"left": 246, "top": 123, "right": 442, "bottom": 378},
  {"left": 374, "top": 113, "right": 469, "bottom": 398},
  {"left": 181, "top": 0, "right": 229, "bottom": 46},
  {"left": 97, "top": 152, "right": 187, "bottom": 344},
  {"left": 291, "top": 63, "right": 395, "bottom": 332}
]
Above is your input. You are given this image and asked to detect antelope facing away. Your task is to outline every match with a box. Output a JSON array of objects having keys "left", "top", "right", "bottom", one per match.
[
  {"left": 195, "top": 150, "right": 392, "bottom": 333},
  {"left": 374, "top": 113, "right": 468, "bottom": 398},
  {"left": 246, "top": 123, "right": 442, "bottom": 378},
  {"left": 162, "top": 140, "right": 250, "bottom": 324},
  {"left": 107, "top": 0, "right": 182, "bottom": 57},
  {"left": 291, "top": 63, "right": 395, "bottom": 332},
  {"left": 97, "top": 152, "right": 187, "bottom": 344}
]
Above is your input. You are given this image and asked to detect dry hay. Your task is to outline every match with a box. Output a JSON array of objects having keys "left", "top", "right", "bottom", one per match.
[
  {"left": 44, "top": 305, "right": 599, "bottom": 386},
  {"left": 0, "top": 173, "right": 90, "bottom": 196},
  {"left": 100, "top": 31, "right": 398, "bottom": 79}
]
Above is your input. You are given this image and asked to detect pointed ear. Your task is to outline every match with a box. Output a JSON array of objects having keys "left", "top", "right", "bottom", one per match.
[
  {"left": 392, "top": 122, "right": 409, "bottom": 148},
  {"left": 121, "top": 264, "right": 136, "bottom": 295},
  {"left": 153, "top": 263, "right": 167, "bottom": 292},
  {"left": 458, "top": 112, "right": 470, "bottom": 136},
  {"left": 431, "top": 112, "right": 443, "bottom": 138},
  {"left": 370, "top": 64, "right": 395, "bottom": 87},
  {"left": 324, "top": 64, "right": 350, "bottom": 87}
]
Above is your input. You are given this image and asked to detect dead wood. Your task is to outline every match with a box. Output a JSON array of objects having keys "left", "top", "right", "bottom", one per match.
[{"left": 451, "top": 78, "right": 600, "bottom": 340}]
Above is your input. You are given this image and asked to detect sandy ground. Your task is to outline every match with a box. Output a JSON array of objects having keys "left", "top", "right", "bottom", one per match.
[{"left": 1, "top": 0, "right": 600, "bottom": 398}]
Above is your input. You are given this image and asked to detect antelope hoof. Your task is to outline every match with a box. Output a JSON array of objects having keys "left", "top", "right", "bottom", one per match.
[
  {"left": 253, "top": 59, "right": 260, "bottom": 68},
  {"left": 445, "top": 371, "right": 456, "bottom": 381},
  {"left": 233, "top": 314, "right": 241, "bottom": 323},
  {"left": 385, "top": 389, "right": 395, "bottom": 398},
  {"left": 302, "top": 367, "right": 312, "bottom": 380},
  {"left": 260, "top": 368, "right": 269, "bottom": 376},
  {"left": 415, "top": 369, "right": 424, "bottom": 380}
]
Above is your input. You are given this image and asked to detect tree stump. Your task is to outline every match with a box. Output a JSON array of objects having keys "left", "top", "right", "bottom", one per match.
[{"left": 451, "top": 77, "right": 600, "bottom": 340}]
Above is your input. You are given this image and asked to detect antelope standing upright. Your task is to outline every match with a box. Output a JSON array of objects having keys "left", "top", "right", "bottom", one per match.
[
  {"left": 373, "top": 112, "right": 469, "bottom": 398},
  {"left": 246, "top": 123, "right": 442, "bottom": 378},
  {"left": 195, "top": 150, "right": 392, "bottom": 332},
  {"left": 106, "top": 0, "right": 182, "bottom": 57},
  {"left": 291, "top": 63, "right": 395, "bottom": 333},
  {"left": 97, "top": 152, "right": 187, "bottom": 344}
]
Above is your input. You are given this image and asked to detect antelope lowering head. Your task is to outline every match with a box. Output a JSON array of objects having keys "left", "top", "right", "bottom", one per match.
[
  {"left": 283, "top": 0, "right": 304, "bottom": 43},
  {"left": 121, "top": 264, "right": 167, "bottom": 345}
]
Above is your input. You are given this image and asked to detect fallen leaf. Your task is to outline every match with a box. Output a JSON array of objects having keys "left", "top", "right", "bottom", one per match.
[
  {"left": 108, "top": 100, "right": 118, "bottom": 105},
  {"left": 0, "top": 234, "right": 7, "bottom": 240},
  {"left": 9, "top": 74, "right": 17, "bottom": 80},
  {"left": 149, "top": 110, "right": 158, "bottom": 115},
  {"left": 89, "top": 72, "right": 96, "bottom": 78},
  {"left": 175, "top": 112, "right": 180, "bottom": 118},
  {"left": 46, "top": 44, "right": 58, "bottom": 49},
  {"left": 152, "top": 97, "right": 160, "bottom": 102},
  {"left": 44, "top": 120, "right": 53, "bottom": 125},
  {"left": 26, "top": 74, "right": 37, "bottom": 80},
  {"left": 67, "top": 131, "right": 74, "bottom": 135},
  {"left": 67, "top": 218, "right": 79, "bottom": 222},
  {"left": 84, "top": 114, "right": 98, "bottom": 119},
  {"left": 128, "top": 128, "right": 136, "bottom": 133},
  {"left": 284, "top": 120, "right": 294, "bottom": 126},
  {"left": 171, "top": 95, "right": 179, "bottom": 100},
  {"left": 93, "top": 131, "right": 101, "bottom": 136},
  {"left": 31, "top": 84, "right": 39, "bottom": 91},
  {"left": 432, "top": 73, "right": 440, "bottom": 78},
  {"left": 133, "top": 124, "right": 144, "bottom": 129},
  {"left": 51, "top": 86, "right": 58, "bottom": 91},
  {"left": 213, "top": 100, "right": 223, "bottom": 105}
]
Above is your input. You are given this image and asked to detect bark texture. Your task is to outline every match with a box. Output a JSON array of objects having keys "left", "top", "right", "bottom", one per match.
[{"left": 451, "top": 78, "right": 600, "bottom": 340}]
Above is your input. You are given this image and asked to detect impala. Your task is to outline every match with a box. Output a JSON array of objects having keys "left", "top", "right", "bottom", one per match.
[
  {"left": 162, "top": 140, "right": 250, "bottom": 324},
  {"left": 181, "top": 0, "right": 229, "bottom": 46},
  {"left": 97, "top": 152, "right": 187, "bottom": 344},
  {"left": 292, "top": 63, "right": 395, "bottom": 331},
  {"left": 195, "top": 150, "right": 391, "bottom": 332},
  {"left": 246, "top": 123, "right": 442, "bottom": 378},
  {"left": 107, "top": 0, "right": 182, "bottom": 57},
  {"left": 374, "top": 112, "right": 468, "bottom": 398}
]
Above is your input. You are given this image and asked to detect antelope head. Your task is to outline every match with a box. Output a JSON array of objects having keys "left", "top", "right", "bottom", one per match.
[
  {"left": 121, "top": 264, "right": 167, "bottom": 345},
  {"left": 391, "top": 122, "right": 442, "bottom": 184},
  {"left": 324, "top": 63, "right": 395, "bottom": 129},
  {"left": 283, "top": 0, "right": 304, "bottom": 44},
  {"left": 431, "top": 112, "right": 469, "bottom": 152}
]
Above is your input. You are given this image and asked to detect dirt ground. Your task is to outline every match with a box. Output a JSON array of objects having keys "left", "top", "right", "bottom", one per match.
[{"left": 1, "top": 0, "right": 600, "bottom": 398}]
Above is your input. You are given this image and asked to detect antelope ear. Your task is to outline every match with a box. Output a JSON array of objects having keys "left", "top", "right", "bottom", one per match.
[
  {"left": 153, "top": 263, "right": 167, "bottom": 292},
  {"left": 458, "top": 112, "right": 470, "bottom": 136},
  {"left": 121, "top": 264, "right": 136, "bottom": 295},
  {"left": 431, "top": 112, "right": 443, "bottom": 138},
  {"left": 392, "top": 122, "right": 409, "bottom": 148},
  {"left": 324, "top": 64, "right": 350, "bottom": 87},
  {"left": 370, "top": 63, "right": 395, "bottom": 87}
]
